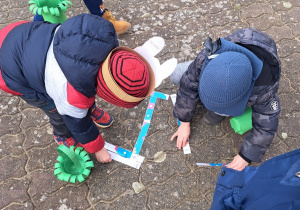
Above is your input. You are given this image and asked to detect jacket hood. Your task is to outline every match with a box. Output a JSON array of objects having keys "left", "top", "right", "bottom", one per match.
[{"left": 53, "top": 14, "right": 119, "bottom": 98}]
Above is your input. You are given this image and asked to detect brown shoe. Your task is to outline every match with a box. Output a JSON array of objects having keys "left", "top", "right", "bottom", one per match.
[{"left": 102, "top": 9, "right": 131, "bottom": 35}]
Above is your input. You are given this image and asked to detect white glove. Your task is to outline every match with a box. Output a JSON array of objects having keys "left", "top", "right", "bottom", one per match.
[{"left": 134, "top": 37, "right": 177, "bottom": 88}]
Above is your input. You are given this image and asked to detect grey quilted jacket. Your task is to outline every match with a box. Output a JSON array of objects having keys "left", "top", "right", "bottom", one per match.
[{"left": 173, "top": 28, "right": 281, "bottom": 163}]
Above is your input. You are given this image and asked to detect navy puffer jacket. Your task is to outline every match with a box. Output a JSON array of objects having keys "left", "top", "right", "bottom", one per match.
[
  {"left": 0, "top": 13, "right": 118, "bottom": 100},
  {"left": 54, "top": 14, "right": 118, "bottom": 97},
  {"left": 0, "top": 21, "right": 59, "bottom": 100},
  {"left": 0, "top": 14, "right": 119, "bottom": 154}
]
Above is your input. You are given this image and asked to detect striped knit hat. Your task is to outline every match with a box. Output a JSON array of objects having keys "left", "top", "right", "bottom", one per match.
[{"left": 97, "top": 47, "right": 155, "bottom": 108}]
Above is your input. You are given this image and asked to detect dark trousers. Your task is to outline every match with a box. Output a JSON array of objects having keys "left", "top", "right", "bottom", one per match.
[
  {"left": 83, "top": 0, "right": 105, "bottom": 16},
  {"left": 20, "top": 96, "right": 71, "bottom": 138}
]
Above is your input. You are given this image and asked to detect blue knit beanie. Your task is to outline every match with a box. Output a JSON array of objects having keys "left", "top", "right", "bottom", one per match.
[{"left": 199, "top": 38, "right": 263, "bottom": 117}]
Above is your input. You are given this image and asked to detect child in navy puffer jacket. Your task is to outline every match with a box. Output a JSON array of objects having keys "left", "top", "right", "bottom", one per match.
[{"left": 0, "top": 14, "right": 176, "bottom": 163}]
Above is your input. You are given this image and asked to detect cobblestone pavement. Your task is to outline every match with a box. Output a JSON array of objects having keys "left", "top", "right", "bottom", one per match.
[{"left": 1, "top": 0, "right": 300, "bottom": 209}]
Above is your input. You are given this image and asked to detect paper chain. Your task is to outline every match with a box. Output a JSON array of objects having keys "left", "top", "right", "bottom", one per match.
[
  {"left": 112, "top": 91, "right": 169, "bottom": 159},
  {"left": 107, "top": 91, "right": 226, "bottom": 167}
]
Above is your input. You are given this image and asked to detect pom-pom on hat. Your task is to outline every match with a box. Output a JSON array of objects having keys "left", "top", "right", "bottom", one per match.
[{"left": 97, "top": 47, "right": 155, "bottom": 108}]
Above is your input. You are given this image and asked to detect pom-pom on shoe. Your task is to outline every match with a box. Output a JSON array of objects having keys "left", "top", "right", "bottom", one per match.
[{"left": 90, "top": 104, "right": 113, "bottom": 128}]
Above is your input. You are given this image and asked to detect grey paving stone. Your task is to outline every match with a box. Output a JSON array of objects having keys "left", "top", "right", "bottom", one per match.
[
  {"left": 26, "top": 143, "right": 58, "bottom": 172},
  {"left": 206, "top": 10, "right": 241, "bottom": 28},
  {"left": 271, "top": 0, "right": 300, "bottom": 11},
  {"left": 20, "top": 108, "right": 50, "bottom": 130},
  {"left": 2, "top": 202, "right": 34, "bottom": 210},
  {"left": 175, "top": 199, "right": 211, "bottom": 210},
  {"left": 0, "top": 133, "right": 24, "bottom": 158},
  {"left": 6, "top": 8, "right": 32, "bottom": 22},
  {"left": 23, "top": 126, "right": 53, "bottom": 150},
  {"left": 148, "top": 174, "right": 199, "bottom": 209},
  {"left": 28, "top": 169, "right": 66, "bottom": 197},
  {"left": 281, "top": 7, "right": 300, "bottom": 23},
  {"left": 277, "top": 39, "right": 300, "bottom": 58},
  {"left": 89, "top": 169, "right": 139, "bottom": 203},
  {"left": 0, "top": 154, "right": 27, "bottom": 181},
  {"left": 0, "top": 1, "right": 9, "bottom": 12},
  {"left": 7, "top": 0, "right": 28, "bottom": 9},
  {"left": 94, "top": 191, "right": 148, "bottom": 210},
  {"left": 247, "top": 13, "right": 282, "bottom": 31},
  {"left": 264, "top": 25, "right": 295, "bottom": 42},
  {"left": 278, "top": 112, "right": 300, "bottom": 137},
  {"left": 0, "top": 113, "right": 22, "bottom": 136},
  {"left": 0, "top": 96, "right": 20, "bottom": 115},
  {"left": 0, "top": 178, "right": 30, "bottom": 208},
  {"left": 232, "top": 0, "right": 264, "bottom": 6},
  {"left": 32, "top": 184, "right": 90, "bottom": 209},
  {"left": 240, "top": 3, "right": 273, "bottom": 18},
  {"left": 287, "top": 22, "right": 300, "bottom": 36},
  {"left": 140, "top": 153, "right": 190, "bottom": 185}
]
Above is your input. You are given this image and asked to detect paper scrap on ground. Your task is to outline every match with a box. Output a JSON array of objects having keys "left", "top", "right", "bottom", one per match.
[
  {"left": 153, "top": 151, "right": 167, "bottom": 163},
  {"left": 183, "top": 143, "right": 191, "bottom": 154},
  {"left": 282, "top": 132, "right": 288, "bottom": 139},
  {"left": 132, "top": 182, "right": 145, "bottom": 194},
  {"left": 283, "top": 2, "right": 292, "bottom": 8}
]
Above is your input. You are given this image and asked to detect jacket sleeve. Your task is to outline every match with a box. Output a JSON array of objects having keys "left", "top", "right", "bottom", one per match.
[
  {"left": 62, "top": 111, "right": 104, "bottom": 153},
  {"left": 45, "top": 36, "right": 104, "bottom": 154},
  {"left": 239, "top": 83, "right": 280, "bottom": 163},
  {"left": 173, "top": 49, "right": 206, "bottom": 122}
]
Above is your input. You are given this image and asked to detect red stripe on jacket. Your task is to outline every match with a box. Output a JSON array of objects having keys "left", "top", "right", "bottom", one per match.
[
  {"left": 81, "top": 134, "right": 105, "bottom": 153},
  {"left": 67, "top": 82, "right": 95, "bottom": 109}
]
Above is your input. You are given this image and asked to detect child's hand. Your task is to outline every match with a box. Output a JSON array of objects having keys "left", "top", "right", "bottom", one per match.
[
  {"left": 95, "top": 147, "right": 112, "bottom": 163},
  {"left": 170, "top": 122, "right": 190, "bottom": 149},
  {"left": 227, "top": 154, "right": 249, "bottom": 171}
]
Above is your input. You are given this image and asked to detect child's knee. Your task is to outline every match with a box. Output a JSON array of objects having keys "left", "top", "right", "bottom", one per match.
[{"left": 170, "top": 61, "right": 192, "bottom": 86}]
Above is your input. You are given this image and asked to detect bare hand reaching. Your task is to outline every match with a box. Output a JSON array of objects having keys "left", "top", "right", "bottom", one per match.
[
  {"left": 227, "top": 154, "right": 249, "bottom": 171},
  {"left": 170, "top": 121, "right": 190, "bottom": 149},
  {"left": 95, "top": 147, "right": 112, "bottom": 163}
]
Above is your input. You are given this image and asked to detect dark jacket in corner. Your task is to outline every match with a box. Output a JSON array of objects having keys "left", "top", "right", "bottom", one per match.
[{"left": 211, "top": 148, "right": 300, "bottom": 210}]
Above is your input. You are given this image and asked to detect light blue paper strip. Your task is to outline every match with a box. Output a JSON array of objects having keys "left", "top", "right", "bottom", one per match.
[
  {"left": 152, "top": 91, "right": 168, "bottom": 100},
  {"left": 196, "top": 163, "right": 228, "bottom": 166},
  {"left": 177, "top": 119, "right": 181, "bottom": 126},
  {"left": 117, "top": 91, "right": 169, "bottom": 158},
  {"left": 133, "top": 95, "right": 157, "bottom": 155},
  {"left": 116, "top": 147, "right": 132, "bottom": 158}
]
